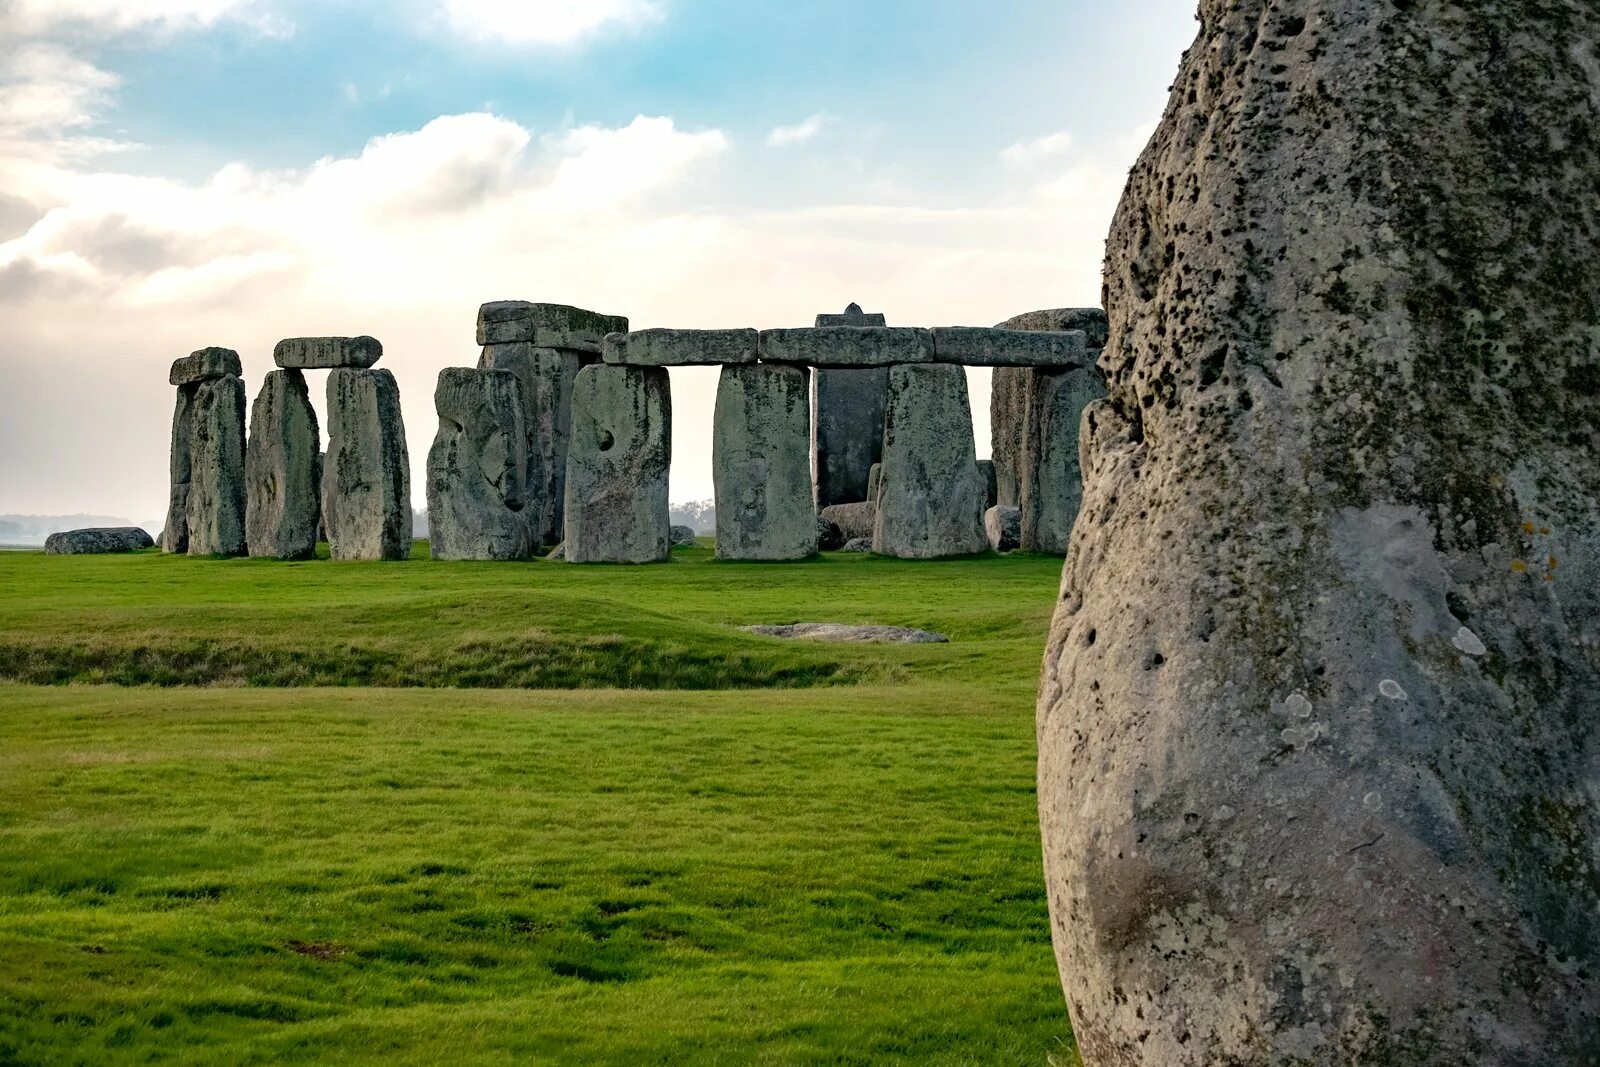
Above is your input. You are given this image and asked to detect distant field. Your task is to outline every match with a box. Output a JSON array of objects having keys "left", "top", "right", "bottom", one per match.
[{"left": 0, "top": 545, "right": 1076, "bottom": 1065}]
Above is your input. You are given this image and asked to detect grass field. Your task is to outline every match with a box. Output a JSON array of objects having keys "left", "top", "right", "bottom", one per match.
[{"left": 0, "top": 543, "right": 1076, "bottom": 1065}]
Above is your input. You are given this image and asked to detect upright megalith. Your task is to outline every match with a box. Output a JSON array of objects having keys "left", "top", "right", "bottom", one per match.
[
  {"left": 806, "top": 304, "right": 892, "bottom": 508},
  {"left": 164, "top": 347, "right": 245, "bottom": 555},
  {"left": 1039, "top": 4, "right": 1600, "bottom": 1064},
  {"left": 712, "top": 363, "right": 815, "bottom": 561},
  {"left": 1018, "top": 367, "right": 1103, "bottom": 554},
  {"left": 991, "top": 309, "right": 1106, "bottom": 511},
  {"left": 162, "top": 387, "right": 195, "bottom": 554},
  {"left": 563, "top": 364, "right": 670, "bottom": 564},
  {"left": 873, "top": 364, "right": 985, "bottom": 559},
  {"left": 426, "top": 367, "right": 532, "bottom": 561},
  {"left": 324, "top": 368, "right": 411, "bottom": 561},
  {"left": 246, "top": 370, "right": 321, "bottom": 560},
  {"left": 186, "top": 374, "right": 248, "bottom": 556}
]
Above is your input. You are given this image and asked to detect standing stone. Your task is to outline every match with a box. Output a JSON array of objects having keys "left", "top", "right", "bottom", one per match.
[
  {"left": 480, "top": 343, "right": 590, "bottom": 546},
  {"left": 426, "top": 367, "right": 532, "bottom": 561},
  {"left": 1039, "top": 4, "right": 1600, "bottom": 1064},
  {"left": 992, "top": 309, "right": 1107, "bottom": 510},
  {"left": 162, "top": 387, "right": 196, "bottom": 554},
  {"left": 866, "top": 462, "right": 882, "bottom": 505},
  {"left": 324, "top": 369, "right": 412, "bottom": 561},
  {"left": 713, "top": 363, "right": 815, "bottom": 561},
  {"left": 809, "top": 304, "right": 892, "bottom": 508},
  {"left": 1018, "top": 368, "right": 1103, "bottom": 555},
  {"left": 976, "top": 459, "right": 997, "bottom": 510},
  {"left": 564, "top": 365, "right": 671, "bottom": 564},
  {"left": 873, "top": 364, "right": 985, "bottom": 559},
  {"left": 245, "top": 370, "right": 321, "bottom": 560},
  {"left": 186, "top": 375, "right": 247, "bottom": 557}
]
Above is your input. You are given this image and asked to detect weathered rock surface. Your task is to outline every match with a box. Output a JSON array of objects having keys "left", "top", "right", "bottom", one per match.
[
  {"left": 670, "top": 525, "right": 698, "bottom": 547},
  {"left": 245, "top": 370, "right": 321, "bottom": 560},
  {"left": 476, "top": 302, "right": 627, "bottom": 351},
  {"left": 866, "top": 462, "right": 882, "bottom": 505},
  {"left": 324, "top": 369, "right": 412, "bottom": 561},
  {"left": 998, "top": 307, "right": 1108, "bottom": 351},
  {"left": 45, "top": 527, "right": 154, "bottom": 555},
  {"left": 811, "top": 367, "right": 889, "bottom": 508},
  {"left": 169, "top": 347, "right": 242, "bottom": 386},
  {"left": 760, "top": 327, "right": 932, "bottom": 368},
  {"left": 1038, "top": 4, "right": 1600, "bottom": 1064},
  {"left": 976, "top": 459, "right": 997, "bottom": 510},
  {"left": 604, "top": 328, "right": 758, "bottom": 367},
  {"left": 426, "top": 367, "right": 532, "bottom": 561},
  {"left": 1019, "top": 368, "right": 1103, "bottom": 555},
  {"left": 840, "top": 537, "right": 872, "bottom": 553},
  {"left": 742, "top": 623, "right": 947, "bottom": 644},
  {"left": 817, "top": 516, "right": 844, "bottom": 551},
  {"left": 563, "top": 365, "right": 671, "bottom": 564},
  {"left": 984, "top": 505, "right": 1019, "bottom": 553},
  {"left": 815, "top": 302, "right": 887, "bottom": 328},
  {"left": 873, "top": 364, "right": 985, "bottom": 559},
  {"left": 930, "top": 327, "right": 1088, "bottom": 367},
  {"left": 990, "top": 367, "right": 1028, "bottom": 508},
  {"left": 479, "top": 342, "right": 590, "bottom": 546},
  {"left": 186, "top": 375, "right": 248, "bottom": 556},
  {"left": 713, "top": 363, "right": 815, "bottom": 561},
  {"left": 273, "top": 336, "right": 382, "bottom": 370},
  {"left": 818, "top": 501, "right": 874, "bottom": 543},
  {"left": 162, "top": 387, "right": 196, "bottom": 553}
]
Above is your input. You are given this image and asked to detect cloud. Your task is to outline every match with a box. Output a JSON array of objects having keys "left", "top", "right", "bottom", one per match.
[
  {"left": 437, "top": 0, "right": 664, "bottom": 46},
  {"left": 766, "top": 112, "right": 829, "bottom": 148},
  {"left": 1001, "top": 130, "right": 1075, "bottom": 168},
  {"left": 2, "top": 0, "right": 289, "bottom": 37},
  {"left": 0, "top": 43, "right": 118, "bottom": 138}
]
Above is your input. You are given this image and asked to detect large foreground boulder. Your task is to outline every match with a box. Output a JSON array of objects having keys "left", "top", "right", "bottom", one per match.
[
  {"left": 426, "top": 367, "right": 532, "bottom": 561},
  {"left": 713, "top": 364, "right": 815, "bottom": 561},
  {"left": 324, "top": 369, "right": 412, "bottom": 561},
  {"left": 563, "top": 365, "right": 671, "bottom": 564},
  {"left": 873, "top": 363, "right": 985, "bottom": 559},
  {"left": 45, "top": 528, "right": 154, "bottom": 555},
  {"left": 246, "top": 369, "right": 321, "bottom": 560},
  {"left": 1038, "top": 3, "right": 1600, "bottom": 1063},
  {"left": 186, "top": 375, "right": 247, "bottom": 556}
]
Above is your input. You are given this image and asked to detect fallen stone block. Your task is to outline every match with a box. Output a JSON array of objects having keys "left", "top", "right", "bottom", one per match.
[
  {"left": 841, "top": 537, "right": 872, "bottom": 553},
  {"left": 670, "top": 525, "right": 698, "bottom": 547},
  {"left": 985, "top": 504, "right": 1020, "bottom": 553},
  {"left": 45, "top": 528, "right": 155, "bottom": 555},
  {"left": 604, "top": 328, "right": 759, "bottom": 367},
  {"left": 273, "top": 336, "right": 383, "bottom": 370},
  {"left": 819, "top": 501, "right": 874, "bottom": 542},
  {"left": 742, "top": 623, "right": 947, "bottom": 644}
]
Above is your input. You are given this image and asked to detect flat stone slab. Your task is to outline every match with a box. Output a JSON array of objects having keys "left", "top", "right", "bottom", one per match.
[
  {"left": 759, "top": 327, "right": 934, "bottom": 368},
  {"left": 44, "top": 528, "right": 154, "bottom": 555},
  {"left": 169, "top": 347, "right": 242, "bottom": 386},
  {"left": 998, "top": 307, "right": 1109, "bottom": 350},
  {"left": 742, "top": 623, "right": 948, "bottom": 644},
  {"left": 477, "top": 302, "right": 629, "bottom": 351},
  {"left": 274, "top": 336, "right": 383, "bottom": 370},
  {"left": 931, "top": 327, "right": 1089, "bottom": 367},
  {"left": 604, "top": 328, "right": 759, "bottom": 367}
]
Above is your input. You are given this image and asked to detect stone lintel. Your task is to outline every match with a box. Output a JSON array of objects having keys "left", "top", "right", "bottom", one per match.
[
  {"left": 274, "top": 336, "right": 383, "bottom": 370},
  {"left": 169, "top": 347, "right": 242, "bottom": 386},
  {"left": 603, "top": 328, "right": 759, "bottom": 367},
  {"left": 759, "top": 327, "right": 934, "bottom": 368},
  {"left": 930, "top": 327, "right": 1089, "bottom": 367},
  {"left": 476, "top": 301, "right": 629, "bottom": 350}
]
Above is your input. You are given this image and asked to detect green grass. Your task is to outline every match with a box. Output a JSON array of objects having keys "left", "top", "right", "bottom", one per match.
[{"left": 0, "top": 545, "right": 1076, "bottom": 1065}]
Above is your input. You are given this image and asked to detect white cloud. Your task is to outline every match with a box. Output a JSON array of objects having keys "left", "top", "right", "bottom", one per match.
[
  {"left": 3, "top": 0, "right": 289, "bottom": 37},
  {"left": 1001, "top": 130, "right": 1075, "bottom": 168},
  {"left": 0, "top": 43, "right": 118, "bottom": 138},
  {"left": 766, "top": 112, "right": 829, "bottom": 148},
  {"left": 437, "top": 0, "right": 663, "bottom": 46}
]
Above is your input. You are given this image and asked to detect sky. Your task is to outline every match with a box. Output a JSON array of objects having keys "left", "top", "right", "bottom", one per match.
[{"left": 0, "top": 0, "right": 1198, "bottom": 523}]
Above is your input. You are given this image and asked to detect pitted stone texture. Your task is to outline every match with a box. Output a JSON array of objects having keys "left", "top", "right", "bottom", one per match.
[
  {"left": 324, "top": 369, "right": 412, "bottom": 561},
  {"left": 873, "top": 364, "right": 985, "bottom": 559},
  {"left": 866, "top": 462, "right": 882, "bottom": 505},
  {"left": 670, "top": 525, "right": 698, "bottom": 547},
  {"left": 817, "top": 516, "right": 844, "bottom": 552},
  {"left": 990, "top": 367, "right": 1028, "bottom": 508},
  {"left": 712, "top": 364, "right": 815, "bottom": 562},
  {"left": 841, "top": 537, "right": 872, "bottom": 553},
  {"left": 186, "top": 375, "right": 247, "bottom": 556},
  {"left": 45, "top": 528, "right": 154, "bottom": 555},
  {"left": 977, "top": 459, "right": 997, "bottom": 510},
  {"left": 930, "top": 327, "right": 1088, "bottom": 367},
  {"left": 815, "top": 303, "right": 887, "bottom": 328},
  {"left": 1039, "top": 4, "right": 1600, "bottom": 1064},
  {"left": 1019, "top": 367, "right": 1103, "bottom": 555},
  {"left": 476, "top": 301, "right": 627, "bottom": 350},
  {"left": 604, "top": 328, "right": 758, "bottom": 367},
  {"left": 760, "top": 327, "right": 933, "bottom": 368},
  {"left": 564, "top": 365, "right": 671, "bottom": 564},
  {"left": 246, "top": 370, "right": 322, "bottom": 560},
  {"left": 997, "top": 307, "right": 1108, "bottom": 351},
  {"left": 162, "top": 386, "right": 196, "bottom": 553},
  {"left": 811, "top": 367, "right": 889, "bottom": 508},
  {"left": 479, "top": 343, "right": 590, "bottom": 547},
  {"left": 426, "top": 367, "right": 533, "bottom": 561},
  {"left": 273, "top": 336, "right": 382, "bottom": 370},
  {"left": 169, "top": 347, "right": 242, "bottom": 386},
  {"left": 984, "top": 505, "right": 1019, "bottom": 553},
  {"left": 818, "top": 502, "right": 874, "bottom": 543}
]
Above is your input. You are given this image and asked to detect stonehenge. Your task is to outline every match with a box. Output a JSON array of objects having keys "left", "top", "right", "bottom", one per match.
[
  {"left": 324, "top": 367, "right": 412, "bottom": 561},
  {"left": 712, "top": 363, "right": 815, "bottom": 561},
  {"left": 426, "top": 367, "right": 531, "bottom": 561},
  {"left": 156, "top": 304, "right": 1095, "bottom": 568},
  {"left": 563, "top": 364, "right": 672, "bottom": 564},
  {"left": 1038, "top": 1, "right": 1600, "bottom": 1063},
  {"left": 246, "top": 369, "right": 321, "bottom": 560}
]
